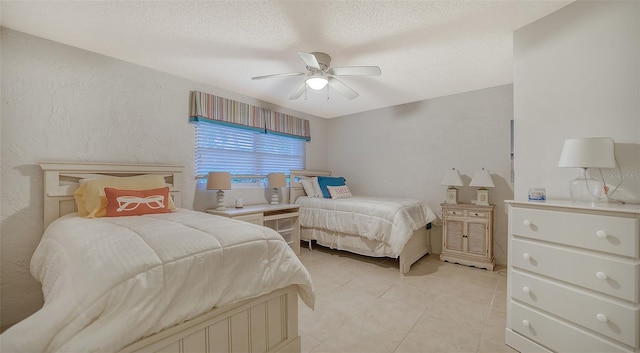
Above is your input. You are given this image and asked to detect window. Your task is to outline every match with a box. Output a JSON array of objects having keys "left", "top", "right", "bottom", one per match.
[{"left": 195, "top": 122, "right": 305, "bottom": 184}]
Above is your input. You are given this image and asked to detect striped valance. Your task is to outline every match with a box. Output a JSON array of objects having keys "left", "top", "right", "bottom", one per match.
[
  {"left": 189, "top": 91, "right": 311, "bottom": 140},
  {"left": 266, "top": 111, "right": 311, "bottom": 141}
]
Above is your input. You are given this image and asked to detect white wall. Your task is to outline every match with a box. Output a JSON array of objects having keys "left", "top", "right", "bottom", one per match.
[
  {"left": 514, "top": 0, "right": 640, "bottom": 202},
  {"left": 0, "top": 28, "right": 328, "bottom": 328},
  {"left": 326, "top": 85, "right": 514, "bottom": 265}
]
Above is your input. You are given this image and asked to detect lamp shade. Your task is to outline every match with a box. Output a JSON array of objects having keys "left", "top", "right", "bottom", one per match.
[
  {"left": 441, "top": 168, "right": 464, "bottom": 187},
  {"left": 306, "top": 76, "right": 328, "bottom": 90},
  {"left": 268, "top": 173, "right": 287, "bottom": 188},
  {"left": 470, "top": 168, "right": 494, "bottom": 188},
  {"left": 558, "top": 137, "right": 616, "bottom": 168},
  {"left": 206, "top": 172, "right": 231, "bottom": 190}
]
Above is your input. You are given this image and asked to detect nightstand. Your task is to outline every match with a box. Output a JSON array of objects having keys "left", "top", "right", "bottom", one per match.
[
  {"left": 440, "top": 203, "right": 495, "bottom": 270},
  {"left": 207, "top": 204, "right": 300, "bottom": 255}
]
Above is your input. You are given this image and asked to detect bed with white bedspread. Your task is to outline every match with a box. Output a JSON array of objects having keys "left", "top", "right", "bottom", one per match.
[
  {"left": 1, "top": 162, "right": 314, "bottom": 353},
  {"left": 290, "top": 170, "right": 437, "bottom": 274}
]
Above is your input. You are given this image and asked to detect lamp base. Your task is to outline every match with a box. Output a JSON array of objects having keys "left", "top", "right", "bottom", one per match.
[
  {"left": 474, "top": 188, "right": 489, "bottom": 206},
  {"left": 216, "top": 190, "right": 226, "bottom": 211},
  {"left": 270, "top": 188, "right": 279, "bottom": 205},
  {"left": 445, "top": 188, "right": 459, "bottom": 204},
  {"left": 569, "top": 168, "right": 603, "bottom": 205}
]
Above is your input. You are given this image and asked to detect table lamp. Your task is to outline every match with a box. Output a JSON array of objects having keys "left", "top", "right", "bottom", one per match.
[
  {"left": 558, "top": 137, "right": 615, "bottom": 204},
  {"left": 441, "top": 168, "right": 464, "bottom": 204},
  {"left": 268, "top": 173, "right": 286, "bottom": 205},
  {"left": 470, "top": 168, "right": 494, "bottom": 205},
  {"left": 207, "top": 171, "right": 231, "bottom": 211}
]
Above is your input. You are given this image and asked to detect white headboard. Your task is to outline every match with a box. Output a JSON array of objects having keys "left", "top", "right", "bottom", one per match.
[
  {"left": 289, "top": 169, "right": 331, "bottom": 203},
  {"left": 39, "top": 161, "right": 183, "bottom": 228}
]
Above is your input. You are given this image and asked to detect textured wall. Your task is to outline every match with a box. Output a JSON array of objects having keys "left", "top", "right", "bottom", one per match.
[
  {"left": 514, "top": 0, "right": 640, "bottom": 203},
  {"left": 0, "top": 28, "right": 327, "bottom": 328},
  {"left": 326, "top": 85, "right": 514, "bottom": 265}
]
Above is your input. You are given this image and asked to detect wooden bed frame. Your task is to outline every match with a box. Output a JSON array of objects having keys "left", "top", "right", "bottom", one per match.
[
  {"left": 39, "top": 162, "right": 302, "bottom": 353},
  {"left": 289, "top": 170, "right": 431, "bottom": 274}
]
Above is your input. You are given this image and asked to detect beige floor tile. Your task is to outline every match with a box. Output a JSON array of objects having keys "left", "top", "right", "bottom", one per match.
[
  {"left": 345, "top": 274, "right": 396, "bottom": 297},
  {"left": 399, "top": 313, "right": 484, "bottom": 353},
  {"left": 299, "top": 245, "right": 508, "bottom": 353},
  {"left": 300, "top": 330, "right": 322, "bottom": 353},
  {"left": 381, "top": 283, "right": 438, "bottom": 311},
  {"left": 491, "top": 290, "right": 507, "bottom": 312},
  {"left": 425, "top": 294, "right": 491, "bottom": 324}
]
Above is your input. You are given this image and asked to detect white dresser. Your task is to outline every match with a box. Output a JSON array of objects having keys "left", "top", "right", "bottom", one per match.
[{"left": 505, "top": 200, "right": 640, "bottom": 353}]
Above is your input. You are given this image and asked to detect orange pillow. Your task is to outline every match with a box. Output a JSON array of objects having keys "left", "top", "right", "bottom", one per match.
[{"left": 104, "top": 187, "right": 172, "bottom": 217}]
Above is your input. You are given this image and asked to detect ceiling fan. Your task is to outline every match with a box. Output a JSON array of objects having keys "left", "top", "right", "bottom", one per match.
[{"left": 251, "top": 52, "right": 381, "bottom": 100}]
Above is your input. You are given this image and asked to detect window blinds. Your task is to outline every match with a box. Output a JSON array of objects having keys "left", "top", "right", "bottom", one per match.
[{"left": 194, "top": 122, "right": 305, "bottom": 178}]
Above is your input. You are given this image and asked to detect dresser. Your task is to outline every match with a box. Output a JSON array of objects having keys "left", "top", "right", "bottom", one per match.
[
  {"left": 440, "top": 203, "right": 495, "bottom": 270},
  {"left": 207, "top": 204, "right": 301, "bottom": 255},
  {"left": 505, "top": 200, "right": 640, "bottom": 353}
]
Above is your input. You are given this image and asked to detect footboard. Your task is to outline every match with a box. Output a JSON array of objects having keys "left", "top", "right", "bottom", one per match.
[
  {"left": 399, "top": 226, "right": 431, "bottom": 274},
  {"left": 119, "top": 286, "right": 300, "bottom": 353}
]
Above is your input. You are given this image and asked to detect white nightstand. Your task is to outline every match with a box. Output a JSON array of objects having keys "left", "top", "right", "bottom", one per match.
[{"left": 207, "top": 204, "right": 300, "bottom": 255}]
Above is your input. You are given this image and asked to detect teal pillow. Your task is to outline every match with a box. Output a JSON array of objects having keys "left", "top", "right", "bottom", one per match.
[{"left": 317, "top": 176, "right": 346, "bottom": 198}]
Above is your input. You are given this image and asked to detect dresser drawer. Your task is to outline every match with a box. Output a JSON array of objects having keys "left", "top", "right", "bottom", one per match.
[
  {"left": 511, "top": 238, "right": 639, "bottom": 302},
  {"left": 511, "top": 269, "right": 639, "bottom": 347},
  {"left": 511, "top": 207, "right": 639, "bottom": 258},
  {"left": 510, "top": 301, "right": 632, "bottom": 353}
]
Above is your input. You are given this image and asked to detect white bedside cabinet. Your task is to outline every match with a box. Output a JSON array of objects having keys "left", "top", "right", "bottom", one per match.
[
  {"left": 505, "top": 200, "right": 640, "bottom": 353},
  {"left": 207, "top": 204, "right": 301, "bottom": 255}
]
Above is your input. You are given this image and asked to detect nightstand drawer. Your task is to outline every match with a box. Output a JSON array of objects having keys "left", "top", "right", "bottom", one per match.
[
  {"left": 512, "top": 238, "right": 639, "bottom": 302},
  {"left": 466, "top": 211, "right": 488, "bottom": 218},
  {"left": 511, "top": 270, "right": 639, "bottom": 347},
  {"left": 511, "top": 207, "right": 639, "bottom": 258},
  {"left": 510, "top": 301, "right": 630, "bottom": 353}
]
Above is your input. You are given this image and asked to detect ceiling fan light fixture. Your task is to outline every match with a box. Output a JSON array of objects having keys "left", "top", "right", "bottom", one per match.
[{"left": 306, "top": 76, "right": 328, "bottom": 90}]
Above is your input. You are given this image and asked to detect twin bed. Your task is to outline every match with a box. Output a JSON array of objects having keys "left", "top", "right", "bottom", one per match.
[
  {"left": 290, "top": 170, "right": 437, "bottom": 274},
  {"left": 2, "top": 162, "right": 313, "bottom": 353}
]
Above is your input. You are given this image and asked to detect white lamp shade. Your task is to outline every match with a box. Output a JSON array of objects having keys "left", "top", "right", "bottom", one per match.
[
  {"left": 306, "top": 76, "right": 328, "bottom": 90},
  {"left": 441, "top": 168, "right": 464, "bottom": 187},
  {"left": 268, "top": 173, "right": 287, "bottom": 188},
  {"left": 558, "top": 137, "right": 616, "bottom": 168},
  {"left": 206, "top": 172, "right": 231, "bottom": 190},
  {"left": 470, "top": 168, "right": 494, "bottom": 188}
]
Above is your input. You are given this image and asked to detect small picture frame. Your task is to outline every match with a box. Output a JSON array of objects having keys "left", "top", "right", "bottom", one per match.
[{"left": 528, "top": 188, "right": 546, "bottom": 202}]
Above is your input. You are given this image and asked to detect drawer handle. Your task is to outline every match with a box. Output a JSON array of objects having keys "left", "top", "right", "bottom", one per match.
[
  {"left": 523, "top": 220, "right": 531, "bottom": 227},
  {"left": 596, "top": 230, "right": 608, "bottom": 239},
  {"left": 522, "top": 320, "right": 530, "bottom": 327},
  {"left": 522, "top": 286, "right": 531, "bottom": 294},
  {"left": 596, "top": 314, "right": 608, "bottom": 322},
  {"left": 596, "top": 272, "right": 608, "bottom": 280},
  {"left": 522, "top": 253, "right": 531, "bottom": 260}
]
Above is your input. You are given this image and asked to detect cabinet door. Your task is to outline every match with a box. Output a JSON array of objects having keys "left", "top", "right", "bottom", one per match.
[
  {"left": 444, "top": 219, "right": 465, "bottom": 252},
  {"left": 466, "top": 220, "right": 488, "bottom": 256}
]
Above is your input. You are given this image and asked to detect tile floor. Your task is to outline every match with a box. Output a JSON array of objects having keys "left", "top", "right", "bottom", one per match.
[{"left": 297, "top": 243, "right": 518, "bottom": 353}]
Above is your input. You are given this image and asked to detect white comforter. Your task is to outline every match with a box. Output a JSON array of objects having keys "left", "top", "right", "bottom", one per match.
[
  {"left": 296, "top": 196, "right": 437, "bottom": 256},
  {"left": 2, "top": 209, "right": 315, "bottom": 353}
]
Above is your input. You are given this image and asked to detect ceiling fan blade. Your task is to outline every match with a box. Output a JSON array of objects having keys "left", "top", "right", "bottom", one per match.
[
  {"left": 297, "top": 52, "right": 321, "bottom": 70},
  {"left": 328, "top": 77, "right": 359, "bottom": 100},
  {"left": 251, "top": 72, "right": 304, "bottom": 80},
  {"left": 328, "top": 66, "right": 381, "bottom": 76},
  {"left": 289, "top": 81, "right": 307, "bottom": 100}
]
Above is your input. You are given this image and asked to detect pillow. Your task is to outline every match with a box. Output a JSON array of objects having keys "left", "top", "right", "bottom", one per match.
[
  {"left": 317, "top": 176, "right": 346, "bottom": 198},
  {"left": 74, "top": 174, "right": 176, "bottom": 218},
  {"left": 301, "top": 177, "right": 323, "bottom": 197},
  {"left": 327, "top": 185, "right": 353, "bottom": 199},
  {"left": 105, "top": 187, "right": 171, "bottom": 217}
]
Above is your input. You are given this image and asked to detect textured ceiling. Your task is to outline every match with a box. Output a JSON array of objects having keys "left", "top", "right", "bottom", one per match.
[{"left": 1, "top": 1, "right": 572, "bottom": 118}]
